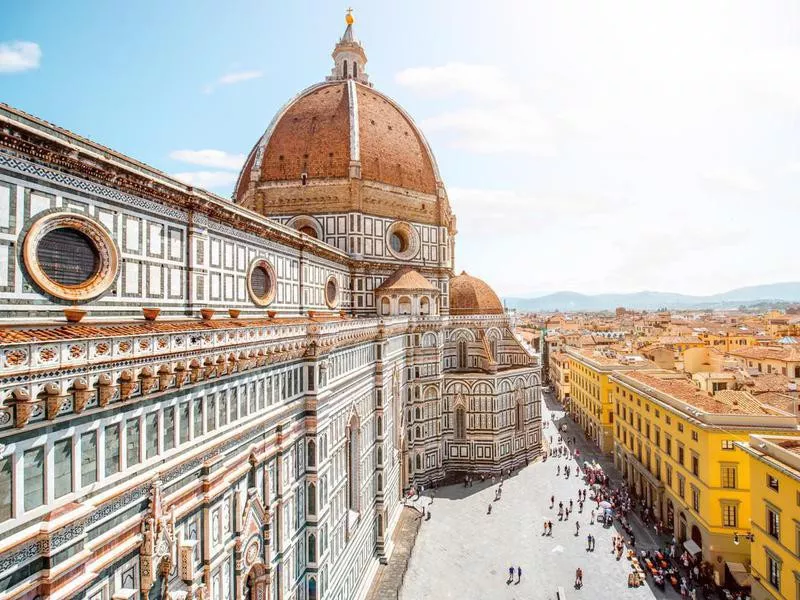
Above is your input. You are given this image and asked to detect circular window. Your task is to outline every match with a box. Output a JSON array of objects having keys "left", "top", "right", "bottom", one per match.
[
  {"left": 385, "top": 221, "right": 420, "bottom": 260},
  {"left": 247, "top": 258, "right": 276, "bottom": 306},
  {"left": 37, "top": 228, "right": 100, "bottom": 287},
  {"left": 389, "top": 231, "right": 408, "bottom": 254},
  {"left": 23, "top": 212, "right": 119, "bottom": 302},
  {"left": 325, "top": 276, "right": 340, "bottom": 309},
  {"left": 299, "top": 225, "right": 318, "bottom": 238}
]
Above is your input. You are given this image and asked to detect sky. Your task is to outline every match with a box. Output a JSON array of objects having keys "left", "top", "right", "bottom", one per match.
[{"left": 2, "top": 1, "right": 799, "bottom": 298}]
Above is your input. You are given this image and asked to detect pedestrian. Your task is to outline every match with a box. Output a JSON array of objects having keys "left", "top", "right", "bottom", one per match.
[
  {"left": 550, "top": 495, "right": 555, "bottom": 508},
  {"left": 517, "top": 566, "right": 522, "bottom": 583},
  {"left": 590, "top": 509, "right": 595, "bottom": 525},
  {"left": 508, "top": 566, "right": 514, "bottom": 582},
  {"left": 569, "top": 499, "right": 573, "bottom": 511},
  {"left": 557, "top": 465, "right": 561, "bottom": 476},
  {"left": 543, "top": 520, "right": 548, "bottom": 535},
  {"left": 579, "top": 500, "right": 583, "bottom": 513},
  {"left": 587, "top": 534, "right": 592, "bottom": 551},
  {"left": 576, "top": 521, "right": 580, "bottom": 535},
  {"left": 575, "top": 567, "right": 583, "bottom": 588},
  {"left": 548, "top": 521, "right": 553, "bottom": 535},
  {"left": 487, "top": 504, "right": 492, "bottom": 515}
]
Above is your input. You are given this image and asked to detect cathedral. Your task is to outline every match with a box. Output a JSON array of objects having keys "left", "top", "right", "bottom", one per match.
[{"left": 0, "top": 14, "right": 541, "bottom": 600}]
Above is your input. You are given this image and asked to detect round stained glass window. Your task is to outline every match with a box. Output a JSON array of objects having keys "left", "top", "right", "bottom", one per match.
[
  {"left": 389, "top": 232, "right": 407, "bottom": 253},
  {"left": 325, "top": 277, "right": 339, "bottom": 308},
  {"left": 247, "top": 259, "right": 277, "bottom": 306},
  {"left": 37, "top": 228, "right": 100, "bottom": 287}
]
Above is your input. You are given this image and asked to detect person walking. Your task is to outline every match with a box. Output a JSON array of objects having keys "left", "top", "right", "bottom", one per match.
[
  {"left": 575, "top": 521, "right": 580, "bottom": 536},
  {"left": 508, "top": 566, "right": 514, "bottom": 583},
  {"left": 586, "top": 534, "right": 592, "bottom": 551},
  {"left": 551, "top": 495, "right": 555, "bottom": 508},
  {"left": 557, "top": 465, "right": 561, "bottom": 476},
  {"left": 487, "top": 504, "right": 492, "bottom": 515},
  {"left": 575, "top": 567, "right": 583, "bottom": 588},
  {"left": 590, "top": 509, "right": 595, "bottom": 525},
  {"left": 517, "top": 566, "right": 522, "bottom": 583}
]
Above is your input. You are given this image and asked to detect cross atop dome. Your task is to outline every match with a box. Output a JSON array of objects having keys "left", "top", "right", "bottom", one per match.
[{"left": 327, "top": 8, "right": 371, "bottom": 86}]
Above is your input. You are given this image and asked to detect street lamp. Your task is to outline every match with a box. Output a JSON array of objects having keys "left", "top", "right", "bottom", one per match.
[{"left": 733, "top": 532, "right": 755, "bottom": 545}]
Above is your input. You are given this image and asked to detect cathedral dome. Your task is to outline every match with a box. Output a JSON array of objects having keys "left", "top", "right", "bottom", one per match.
[
  {"left": 449, "top": 271, "right": 505, "bottom": 316},
  {"left": 233, "top": 81, "right": 440, "bottom": 200}
]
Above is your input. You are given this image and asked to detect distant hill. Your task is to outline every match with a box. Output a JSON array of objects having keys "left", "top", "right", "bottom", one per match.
[{"left": 505, "top": 282, "right": 800, "bottom": 312}]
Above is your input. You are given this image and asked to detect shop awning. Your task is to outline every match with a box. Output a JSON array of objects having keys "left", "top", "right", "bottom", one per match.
[
  {"left": 726, "top": 562, "right": 753, "bottom": 588},
  {"left": 683, "top": 539, "right": 702, "bottom": 555}
]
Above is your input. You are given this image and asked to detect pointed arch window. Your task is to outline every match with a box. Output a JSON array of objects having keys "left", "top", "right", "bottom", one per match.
[
  {"left": 343, "top": 60, "right": 348, "bottom": 78},
  {"left": 455, "top": 406, "right": 466, "bottom": 439},
  {"left": 354, "top": 62, "right": 358, "bottom": 78},
  {"left": 516, "top": 393, "right": 525, "bottom": 432},
  {"left": 346, "top": 415, "right": 360, "bottom": 512}
]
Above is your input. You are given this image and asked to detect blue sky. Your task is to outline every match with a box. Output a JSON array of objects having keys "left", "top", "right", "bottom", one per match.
[{"left": 3, "top": 1, "right": 800, "bottom": 297}]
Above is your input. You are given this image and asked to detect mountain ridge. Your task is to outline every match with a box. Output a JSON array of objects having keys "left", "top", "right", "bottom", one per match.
[{"left": 504, "top": 282, "right": 800, "bottom": 312}]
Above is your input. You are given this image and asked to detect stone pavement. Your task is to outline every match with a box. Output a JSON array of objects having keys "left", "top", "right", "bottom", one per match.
[
  {"left": 366, "top": 506, "right": 422, "bottom": 600},
  {"left": 398, "top": 393, "right": 683, "bottom": 600}
]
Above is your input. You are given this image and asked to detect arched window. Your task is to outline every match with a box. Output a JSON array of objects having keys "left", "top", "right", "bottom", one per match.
[
  {"left": 354, "top": 62, "right": 358, "bottom": 78},
  {"left": 380, "top": 297, "right": 390, "bottom": 316},
  {"left": 516, "top": 398, "right": 524, "bottom": 431},
  {"left": 346, "top": 415, "right": 360, "bottom": 512},
  {"left": 308, "top": 536, "right": 317, "bottom": 563},
  {"left": 377, "top": 472, "right": 383, "bottom": 492},
  {"left": 307, "top": 440, "right": 316, "bottom": 467},
  {"left": 376, "top": 416, "right": 383, "bottom": 436},
  {"left": 490, "top": 340, "right": 497, "bottom": 361},
  {"left": 377, "top": 445, "right": 383, "bottom": 464},
  {"left": 308, "top": 577, "right": 318, "bottom": 600},
  {"left": 399, "top": 296, "right": 411, "bottom": 315},
  {"left": 420, "top": 296, "right": 430, "bottom": 315},
  {"left": 415, "top": 407, "right": 421, "bottom": 420},
  {"left": 455, "top": 406, "right": 466, "bottom": 439},
  {"left": 458, "top": 340, "right": 468, "bottom": 369},
  {"left": 415, "top": 454, "right": 422, "bottom": 470},
  {"left": 343, "top": 60, "right": 348, "bottom": 78},
  {"left": 307, "top": 482, "right": 316, "bottom": 515},
  {"left": 415, "top": 426, "right": 421, "bottom": 439}
]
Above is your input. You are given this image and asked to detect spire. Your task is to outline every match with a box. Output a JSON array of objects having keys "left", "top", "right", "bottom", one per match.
[{"left": 326, "top": 8, "right": 371, "bottom": 86}]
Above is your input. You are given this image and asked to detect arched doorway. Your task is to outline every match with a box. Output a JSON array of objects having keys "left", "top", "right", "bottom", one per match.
[{"left": 243, "top": 563, "right": 268, "bottom": 600}]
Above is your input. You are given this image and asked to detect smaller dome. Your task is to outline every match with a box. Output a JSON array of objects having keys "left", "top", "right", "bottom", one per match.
[{"left": 449, "top": 271, "right": 504, "bottom": 315}]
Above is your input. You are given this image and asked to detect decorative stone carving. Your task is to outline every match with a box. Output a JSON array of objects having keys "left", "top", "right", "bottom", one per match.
[{"left": 140, "top": 480, "right": 176, "bottom": 597}]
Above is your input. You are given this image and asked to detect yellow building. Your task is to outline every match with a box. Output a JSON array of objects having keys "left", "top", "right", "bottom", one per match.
[
  {"left": 548, "top": 351, "right": 571, "bottom": 403},
  {"left": 611, "top": 369, "right": 799, "bottom": 584},
  {"left": 565, "top": 347, "right": 648, "bottom": 453},
  {"left": 739, "top": 435, "right": 800, "bottom": 600}
]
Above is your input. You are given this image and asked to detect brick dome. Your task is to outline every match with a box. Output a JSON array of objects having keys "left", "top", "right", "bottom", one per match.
[
  {"left": 449, "top": 272, "right": 505, "bottom": 316},
  {"left": 234, "top": 81, "right": 441, "bottom": 201}
]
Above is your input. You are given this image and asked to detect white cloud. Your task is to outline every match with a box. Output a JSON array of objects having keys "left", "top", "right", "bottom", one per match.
[
  {"left": 397, "top": 63, "right": 556, "bottom": 155},
  {"left": 395, "top": 63, "right": 519, "bottom": 102},
  {"left": 422, "top": 104, "right": 555, "bottom": 155},
  {"left": 171, "top": 171, "right": 238, "bottom": 189},
  {"left": 203, "top": 69, "right": 263, "bottom": 94},
  {"left": 0, "top": 41, "right": 41, "bottom": 73},
  {"left": 169, "top": 149, "right": 245, "bottom": 170},
  {"left": 702, "top": 169, "right": 762, "bottom": 193}
]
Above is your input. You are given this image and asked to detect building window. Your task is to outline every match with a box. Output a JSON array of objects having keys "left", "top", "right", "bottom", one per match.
[
  {"left": 24, "top": 447, "right": 45, "bottom": 511},
  {"left": 665, "top": 436, "right": 672, "bottom": 456},
  {"left": 455, "top": 407, "right": 466, "bottom": 439},
  {"left": 691, "top": 487, "right": 700, "bottom": 511},
  {"left": 768, "top": 508, "right": 780, "bottom": 539},
  {"left": 722, "top": 504, "right": 737, "bottom": 527},
  {"left": 346, "top": 415, "right": 360, "bottom": 512},
  {"left": 105, "top": 424, "right": 120, "bottom": 477},
  {"left": 677, "top": 444, "right": 685, "bottom": 466},
  {"left": 666, "top": 465, "right": 673, "bottom": 487},
  {"left": 145, "top": 413, "right": 158, "bottom": 458},
  {"left": 677, "top": 475, "right": 685, "bottom": 499},
  {"left": 0, "top": 456, "right": 10, "bottom": 521},
  {"left": 768, "top": 475, "right": 780, "bottom": 492},
  {"left": 53, "top": 439, "right": 73, "bottom": 499},
  {"left": 721, "top": 465, "right": 737, "bottom": 489},
  {"left": 457, "top": 340, "right": 467, "bottom": 369},
  {"left": 721, "top": 440, "right": 735, "bottom": 450},
  {"left": 767, "top": 552, "right": 781, "bottom": 591},
  {"left": 81, "top": 431, "right": 98, "bottom": 487},
  {"left": 691, "top": 454, "right": 699, "bottom": 477},
  {"left": 691, "top": 430, "right": 698, "bottom": 441}
]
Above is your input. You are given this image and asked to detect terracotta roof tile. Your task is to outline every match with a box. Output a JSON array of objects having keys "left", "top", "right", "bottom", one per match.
[
  {"left": 449, "top": 271, "right": 504, "bottom": 316},
  {"left": 375, "top": 266, "right": 437, "bottom": 292}
]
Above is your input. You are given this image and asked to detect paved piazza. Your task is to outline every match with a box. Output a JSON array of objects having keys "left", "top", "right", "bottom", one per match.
[{"left": 401, "top": 396, "right": 679, "bottom": 600}]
